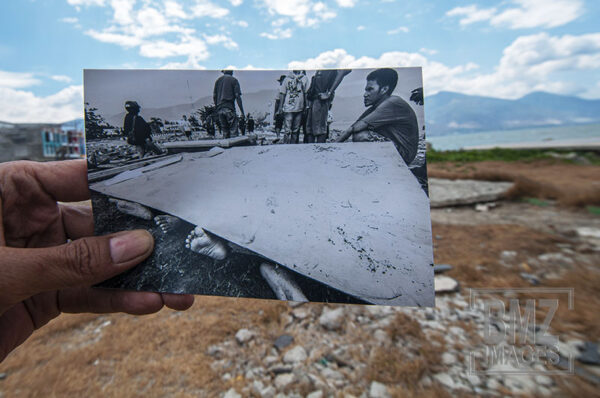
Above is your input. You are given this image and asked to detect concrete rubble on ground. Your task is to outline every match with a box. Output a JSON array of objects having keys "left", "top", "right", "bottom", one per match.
[
  {"left": 428, "top": 178, "right": 514, "bottom": 208},
  {"left": 206, "top": 292, "right": 589, "bottom": 397}
]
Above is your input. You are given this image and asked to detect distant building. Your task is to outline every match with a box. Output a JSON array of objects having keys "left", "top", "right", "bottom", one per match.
[{"left": 0, "top": 121, "right": 85, "bottom": 163}]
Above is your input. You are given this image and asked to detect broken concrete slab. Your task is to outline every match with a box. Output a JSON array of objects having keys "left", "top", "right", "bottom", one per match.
[
  {"left": 90, "top": 142, "right": 434, "bottom": 307},
  {"left": 101, "top": 154, "right": 183, "bottom": 186},
  {"left": 429, "top": 178, "right": 514, "bottom": 208},
  {"left": 162, "top": 135, "right": 253, "bottom": 152}
]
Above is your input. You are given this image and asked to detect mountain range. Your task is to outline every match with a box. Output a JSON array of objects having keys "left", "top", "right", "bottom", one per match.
[{"left": 65, "top": 91, "right": 600, "bottom": 137}]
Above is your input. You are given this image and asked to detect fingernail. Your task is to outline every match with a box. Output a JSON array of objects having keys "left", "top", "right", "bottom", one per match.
[{"left": 109, "top": 230, "right": 153, "bottom": 264}]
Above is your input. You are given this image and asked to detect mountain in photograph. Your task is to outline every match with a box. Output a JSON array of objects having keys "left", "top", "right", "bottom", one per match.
[{"left": 72, "top": 91, "right": 600, "bottom": 136}]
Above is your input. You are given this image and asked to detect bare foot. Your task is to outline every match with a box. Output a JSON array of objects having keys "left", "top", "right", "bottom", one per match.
[
  {"left": 109, "top": 198, "right": 152, "bottom": 220},
  {"left": 185, "top": 226, "right": 228, "bottom": 260}
]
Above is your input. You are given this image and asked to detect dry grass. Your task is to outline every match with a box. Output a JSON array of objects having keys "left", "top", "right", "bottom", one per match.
[
  {"left": 0, "top": 296, "right": 291, "bottom": 397},
  {"left": 386, "top": 312, "right": 424, "bottom": 341},
  {"left": 428, "top": 160, "right": 600, "bottom": 207}
]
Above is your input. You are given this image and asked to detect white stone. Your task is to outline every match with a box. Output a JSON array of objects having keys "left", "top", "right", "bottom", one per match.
[
  {"left": 274, "top": 373, "right": 295, "bottom": 389},
  {"left": 465, "top": 374, "right": 481, "bottom": 386},
  {"left": 442, "top": 352, "right": 456, "bottom": 365},
  {"left": 487, "top": 378, "right": 500, "bottom": 390},
  {"left": 373, "top": 329, "right": 388, "bottom": 343},
  {"left": 434, "top": 276, "right": 459, "bottom": 293},
  {"left": 291, "top": 308, "right": 309, "bottom": 319},
  {"left": 576, "top": 227, "right": 600, "bottom": 239},
  {"left": 319, "top": 307, "right": 346, "bottom": 330},
  {"left": 433, "top": 373, "right": 456, "bottom": 389},
  {"left": 223, "top": 388, "right": 241, "bottom": 398},
  {"left": 264, "top": 355, "right": 279, "bottom": 366},
  {"left": 283, "top": 346, "right": 307, "bottom": 363},
  {"left": 306, "top": 391, "right": 323, "bottom": 398},
  {"left": 235, "top": 328, "right": 255, "bottom": 344},
  {"left": 534, "top": 374, "right": 553, "bottom": 387},
  {"left": 260, "top": 386, "right": 276, "bottom": 398},
  {"left": 321, "top": 367, "right": 344, "bottom": 380},
  {"left": 368, "top": 381, "right": 390, "bottom": 398}
]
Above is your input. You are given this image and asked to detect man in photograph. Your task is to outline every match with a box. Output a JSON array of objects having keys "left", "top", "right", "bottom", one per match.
[
  {"left": 336, "top": 68, "right": 419, "bottom": 167},
  {"left": 305, "top": 69, "right": 351, "bottom": 143},
  {"left": 123, "top": 101, "right": 163, "bottom": 158},
  {"left": 213, "top": 70, "right": 245, "bottom": 139}
]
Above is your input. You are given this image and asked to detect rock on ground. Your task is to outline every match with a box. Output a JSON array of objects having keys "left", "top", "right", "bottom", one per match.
[
  {"left": 429, "top": 178, "right": 514, "bottom": 208},
  {"left": 319, "top": 307, "right": 345, "bottom": 330}
]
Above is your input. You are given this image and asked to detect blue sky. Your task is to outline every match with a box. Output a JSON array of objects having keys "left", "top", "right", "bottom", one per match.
[{"left": 0, "top": 0, "right": 599, "bottom": 122}]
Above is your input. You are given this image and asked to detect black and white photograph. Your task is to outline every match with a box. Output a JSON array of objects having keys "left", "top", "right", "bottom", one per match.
[{"left": 84, "top": 67, "right": 433, "bottom": 307}]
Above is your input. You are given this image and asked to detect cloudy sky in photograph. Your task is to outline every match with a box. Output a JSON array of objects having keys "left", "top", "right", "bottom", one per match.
[{"left": 0, "top": 0, "right": 599, "bottom": 122}]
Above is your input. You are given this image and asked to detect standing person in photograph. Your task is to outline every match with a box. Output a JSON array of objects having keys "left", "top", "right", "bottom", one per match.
[
  {"left": 213, "top": 70, "right": 245, "bottom": 139},
  {"left": 181, "top": 115, "right": 192, "bottom": 140},
  {"left": 247, "top": 114, "right": 255, "bottom": 133},
  {"left": 335, "top": 68, "right": 424, "bottom": 190},
  {"left": 273, "top": 75, "right": 286, "bottom": 139},
  {"left": 305, "top": 69, "right": 351, "bottom": 143},
  {"left": 123, "top": 101, "right": 163, "bottom": 159},
  {"left": 277, "top": 70, "right": 308, "bottom": 144}
]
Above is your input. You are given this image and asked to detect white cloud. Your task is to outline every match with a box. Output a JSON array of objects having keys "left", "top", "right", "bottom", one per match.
[
  {"left": 387, "top": 26, "right": 409, "bottom": 35},
  {"left": 447, "top": 0, "right": 583, "bottom": 29},
  {"left": 357, "top": 25, "right": 365, "bottom": 31},
  {"left": 288, "top": 32, "right": 600, "bottom": 98},
  {"left": 203, "top": 34, "right": 239, "bottom": 49},
  {"left": 229, "top": 0, "right": 243, "bottom": 6},
  {"left": 51, "top": 75, "right": 74, "bottom": 83},
  {"left": 0, "top": 85, "right": 83, "bottom": 124},
  {"left": 191, "top": 0, "right": 230, "bottom": 18},
  {"left": 75, "top": 1, "right": 220, "bottom": 65},
  {"left": 235, "top": 20, "right": 249, "bottom": 27},
  {"left": 139, "top": 35, "right": 209, "bottom": 59},
  {"left": 335, "top": 0, "right": 356, "bottom": 7},
  {"left": 0, "top": 71, "right": 40, "bottom": 89},
  {"left": 259, "top": 0, "right": 336, "bottom": 27},
  {"left": 260, "top": 28, "right": 293, "bottom": 40},
  {"left": 164, "top": 0, "right": 189, "bottom": 19}
]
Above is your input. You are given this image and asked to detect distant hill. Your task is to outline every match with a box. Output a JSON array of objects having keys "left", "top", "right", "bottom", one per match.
[
  {"left": 63, "top": 91, "right": 600, "bottom": 136},
  {"left": 426, "top": 91, "right": 600, "bottom": 136}
]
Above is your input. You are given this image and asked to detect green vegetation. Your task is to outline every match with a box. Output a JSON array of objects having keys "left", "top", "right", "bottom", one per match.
[
  {"left": 427, "top": 147, "right": 600, "bottom": 164},
  {"left": 522, "top": 197, "right": 552, "bottom": 207},
  {"left": 587, "top": 206, "right": 600, "bottom": 216}
]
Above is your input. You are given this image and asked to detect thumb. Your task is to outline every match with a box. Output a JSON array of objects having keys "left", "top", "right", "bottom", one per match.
[{"left": 0, "top": 230, "right": 153, "bottom": 310}]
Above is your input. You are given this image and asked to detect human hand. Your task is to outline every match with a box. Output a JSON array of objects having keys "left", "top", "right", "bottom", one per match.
[
  {"left": 0, "top": 160, "right": 194, "bottom": 362},
  {"left": 318, "top": 91, "right": 331, "bottom": 101}
]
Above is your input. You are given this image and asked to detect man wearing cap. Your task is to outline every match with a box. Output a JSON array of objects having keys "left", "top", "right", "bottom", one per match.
[
  {"left": 123, "top": 101, "right": 163, "bottom": 158},
  {"left": 213, "top": 70, "right": 245, "bottom": 139}
]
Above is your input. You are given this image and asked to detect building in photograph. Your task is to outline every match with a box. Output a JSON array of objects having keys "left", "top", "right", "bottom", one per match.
[{"left": 0, "top": 121, "right": 85, "bottom": 163}]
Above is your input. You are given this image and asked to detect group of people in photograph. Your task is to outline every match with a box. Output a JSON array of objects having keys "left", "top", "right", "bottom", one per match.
[{"left": 122, "top": 68, "right": 424, "bottom": 187}]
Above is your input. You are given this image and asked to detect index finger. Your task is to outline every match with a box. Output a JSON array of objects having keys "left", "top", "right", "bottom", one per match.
[{"left": 22, "top": 159, "right": 89, "bottom": 202}]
